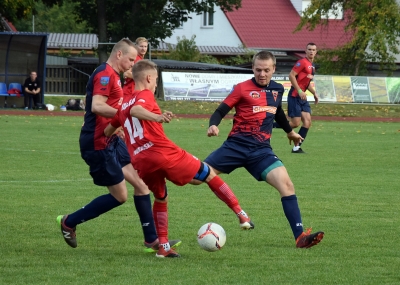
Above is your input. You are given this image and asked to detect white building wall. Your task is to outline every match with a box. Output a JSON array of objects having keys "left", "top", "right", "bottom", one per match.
[{"left": 163, "top": 6, "right": 242, "bottom": 47}]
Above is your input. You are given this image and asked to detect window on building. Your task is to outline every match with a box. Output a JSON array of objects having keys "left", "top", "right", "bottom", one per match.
[{"left": 202, "top": 9, "right": 214, "bottom": 27}]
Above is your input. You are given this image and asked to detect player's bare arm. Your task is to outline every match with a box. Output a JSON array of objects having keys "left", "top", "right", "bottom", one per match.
[
  {"left": 130, "top": 105, "right": 173, "bottom": 123},
  {"left": 92, "top": 95, "right": 118, "bottom": 118},
  {"left": 307, "top": 85, "right": 319, "bottom": 104},
  {"left": 289, "top": 70, "right": 307, "bottom": 100}
]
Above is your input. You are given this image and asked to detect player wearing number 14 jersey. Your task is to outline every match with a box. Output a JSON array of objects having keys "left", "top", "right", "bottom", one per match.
[{"left": 106, "top": 60, "right": 254, "bottom": 258}]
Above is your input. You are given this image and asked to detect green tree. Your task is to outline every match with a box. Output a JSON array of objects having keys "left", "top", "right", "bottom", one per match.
[
  {"left": 73, "top": 0, "right": 242, "bottom": 63},
  {"left": 0, "top": 0, "right": 61, "bottom": 29},
  {"left": 166, "top": 35, "right": 201, "bottom": 61},
  {"left": 12, "top": 0, "right": 89, "bottom": 33},
  {"left": 160, "top": 35, "right": 220, "bottom": 63},
  {"left": 296, "top": 0, "right": 400, "bottom": 76}
]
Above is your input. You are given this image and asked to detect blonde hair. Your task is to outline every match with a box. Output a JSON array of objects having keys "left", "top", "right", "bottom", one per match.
[
  {"left": 111, "top": 38, "right": 136, "bottom": 55},
  {"left": 132, "top": 60, "right": 157, "bottom": 81},
  {"left": 135, "top": 37, "right": 148, "bottom": 45}
]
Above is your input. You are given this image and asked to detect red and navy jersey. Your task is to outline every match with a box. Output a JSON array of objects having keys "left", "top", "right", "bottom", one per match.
[
  {"left": 223, "top": 78, "right": 284, "bottom": 146},
  {"left": 110, "top": 89, "right": 185, "bottom": 173},
  {"left": 289, "top": 57, "right": 315, "bottom": 97},
  {"left": 80, "top": 63, "right": 123, "bottom": 151}
]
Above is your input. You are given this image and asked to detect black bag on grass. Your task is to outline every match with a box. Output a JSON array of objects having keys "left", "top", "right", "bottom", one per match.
[{"left": 66, "top": 98, "right": 85, "bottom": 110}]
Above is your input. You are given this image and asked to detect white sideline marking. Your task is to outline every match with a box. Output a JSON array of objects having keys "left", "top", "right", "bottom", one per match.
[
  {"left": 0, "top": 179, "right": 92, "bottom": 183},
  {"left": 1, "top": 148, "right": 79, "bottom": 155}
]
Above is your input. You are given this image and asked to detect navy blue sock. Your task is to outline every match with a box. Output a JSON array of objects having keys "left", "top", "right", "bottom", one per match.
[
  {"left": 281, "top": 195, "right": 303, "bottom": 239},
  {"left": 134, "top": 194, "right": 158, "bottom": 243},
  {"left": 298, "top": 127, "right": 308, "bottom": 146},
  {"left": 65, "top": 193, "right": 122, "bottom": 228},
  {"left": 273, "top": 122, "right": 282, "bottom": 129}
]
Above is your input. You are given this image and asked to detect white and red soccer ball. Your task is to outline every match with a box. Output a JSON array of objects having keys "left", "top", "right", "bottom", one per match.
[{"left": 197, "top": 222, "right": 226, "bottom": 252}]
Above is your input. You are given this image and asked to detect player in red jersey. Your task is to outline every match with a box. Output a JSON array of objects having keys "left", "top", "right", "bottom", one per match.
[
  {"left": 134, "top": 37, "right": 148, "bottom": 62},
  {"left": 105, "top": 60, "right": 254, "bottom": 258},
  {"left": 205, "top": 50, "right": 324, "bottom": 249},
  {"left": 122, "top": 68, "right": 135, "bottom": 96},
  {"left": 287, "top": 43, "right": 319, "bottom": 153},
  {"left": 56, "top": 39, "right": 181, "bottom": 252}
]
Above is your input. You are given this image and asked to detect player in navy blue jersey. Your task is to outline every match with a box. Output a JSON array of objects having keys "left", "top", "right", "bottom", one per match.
[
  {"left": 205, "top": 50, "right": 324, "bottom": 248},
  {"left": 56, "top": 38, "right": 181, "bottom": 252}
]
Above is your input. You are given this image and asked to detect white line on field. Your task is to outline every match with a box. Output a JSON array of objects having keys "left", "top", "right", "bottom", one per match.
[
  {"left": 0, "top": 148, "right": 80, "bottom": 155},
  {"left": 0, "top": 179, "right": 92, "bottom": 183}
]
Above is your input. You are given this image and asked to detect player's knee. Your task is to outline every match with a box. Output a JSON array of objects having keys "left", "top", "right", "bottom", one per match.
[
  {"left": 114, "top": 192, "right": 128, "bottom": 203},
  {"left": 303, "top": 119, "right": 312, "bottom": 128},
  {"left": 290, "top": 120, "right": 301, "bottom": 128},
  {"left": 134, "top": 186, "right": 151, "bottom": 195}
]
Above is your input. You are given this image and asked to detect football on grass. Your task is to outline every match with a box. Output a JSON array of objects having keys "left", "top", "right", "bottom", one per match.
[{"left": 197, "top": 222, "right": 226, "bottom": 252}]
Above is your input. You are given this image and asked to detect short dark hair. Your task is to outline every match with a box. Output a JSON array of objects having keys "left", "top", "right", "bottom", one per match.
[
  {"left": 307, "top": 42, "right": 317, "bottom": 47},
  {"left": 252, "top": 50, "right": 276, "bottom": 66}
]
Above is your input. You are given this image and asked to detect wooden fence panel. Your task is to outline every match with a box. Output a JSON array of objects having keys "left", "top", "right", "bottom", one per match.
[{"left": 46, "top": 65, "right": 95, "bottom": 95}]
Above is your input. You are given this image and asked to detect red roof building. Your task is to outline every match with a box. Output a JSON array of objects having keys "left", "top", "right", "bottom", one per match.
[{"left": 225, "top": 0, "right": 353, "bottom": 52}]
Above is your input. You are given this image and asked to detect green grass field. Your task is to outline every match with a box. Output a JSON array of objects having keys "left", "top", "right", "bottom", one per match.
[
  {"left": 42, "top": 95, "right": 400, "bottom": 118},
  {"left": 0, "top": 114, "right": 399, "bottom": 284}
]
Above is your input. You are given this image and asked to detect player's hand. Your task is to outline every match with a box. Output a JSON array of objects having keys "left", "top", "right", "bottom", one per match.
[
  {"left": 158, "top": 111, "right": 173, "bottom": 123},
  {"left": 299, "top": 91, "right": 307, "bottom": 100},
  {"left": 287, "top": 130, "right": 303, "bottom": 146},
  {"left": 314, "top": 94, "right": 319, "bottom": 104},
  {"left": 207, "top": 125, "right": 219, "bottom": 137},
  {"left": 116, "top": 127, "right": 125, "bottom": 140}
]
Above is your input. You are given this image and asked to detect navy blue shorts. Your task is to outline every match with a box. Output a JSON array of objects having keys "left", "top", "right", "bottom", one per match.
[
  {"left": 81, "top": 136, "right": 131, "bottom": 186},
  {"left": 204, "top": 139, "right": 281, "bottom": 181},
  {"left": 287, "top": 94, "right": 311, "bottom": 118}
]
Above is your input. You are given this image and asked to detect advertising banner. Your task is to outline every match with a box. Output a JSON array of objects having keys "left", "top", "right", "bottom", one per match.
[
  {"left": 386, "top": 77, "right": 400, "bottom": 103},
  {"left": 314, "top": 76, "right": 336, "bottom": 102},
  {"left": 369, "top": 77, "right": 389, "bottom": 103},
  {"left": 162, "top": 72, "right": 253, "bottom": 101},
  {"left": 162, "top": 72, "right": 315, "bottom": 102},
  {"left": 351, "top": 77, "right": 371, "bottom": 103},
  {"left": 161, "top": 71, "right": 400, "bottom": 104}
]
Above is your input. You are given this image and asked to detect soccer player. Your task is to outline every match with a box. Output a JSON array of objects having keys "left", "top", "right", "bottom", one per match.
[
  {"left": 205, "top": 50, "right": 324, "bottom": 249},
  {"left": 287, "top": 42, "right": 319, "bottom": 153},
  {"left": 56, "top": 38, "right": 180, "bottom": 252},
  {"left": 134, "top": 37, "right": 148, "bottom": 62},
  {"left": 104, "top": 60, "right": 254, "bottom": 258}
]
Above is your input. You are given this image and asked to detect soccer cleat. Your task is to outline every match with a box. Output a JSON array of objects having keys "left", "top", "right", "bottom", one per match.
[
  {"left": 143, "top": 238, "right": 182, "bottom": 253},
  {"left": 57, "top": 215, "right": 77, "bottom": 248},
  {"left": 240, "top": 219, "right": 255, "bottom": 230},
  {"left": 155, "top": 246, "right": 181, "bottom": 258},
  {"left": 296, "top": 228, "right": 324, "bottom": 248},
  {"left": 237, "top": 211, "right": 254, "bottom": 230},
  {"left": 292, "top": 147, "right": 305, "bottom": 154}
]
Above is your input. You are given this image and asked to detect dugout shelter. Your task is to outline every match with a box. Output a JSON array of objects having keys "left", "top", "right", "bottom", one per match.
[{"left": 0, "top": 32, "right": 47, "bottom": 107}]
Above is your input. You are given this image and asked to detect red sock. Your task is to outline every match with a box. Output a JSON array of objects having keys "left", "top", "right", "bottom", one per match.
[
  {"left": 153, "top": 201, "right": 168, "bottom": 245},
  {"left": 207, "top": 176, "right": 242, "bottom": 214}
]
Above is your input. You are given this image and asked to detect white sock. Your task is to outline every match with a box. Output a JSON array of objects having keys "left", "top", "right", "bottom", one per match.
[{"left": 160, "top": 242, "right": 171, "bottom": 251}]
